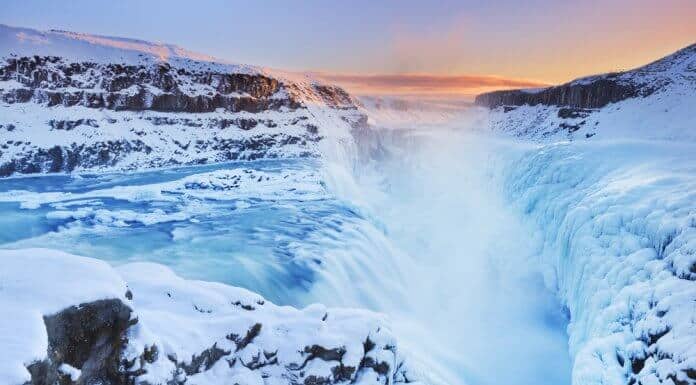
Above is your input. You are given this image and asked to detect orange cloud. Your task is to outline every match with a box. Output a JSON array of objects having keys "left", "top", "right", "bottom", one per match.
[{"left": 313, "top": 72, "right": 548, "bottom": 98}]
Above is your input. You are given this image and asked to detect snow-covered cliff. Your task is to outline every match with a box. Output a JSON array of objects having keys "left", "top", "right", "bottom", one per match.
[
  {"left": 0, "top": 25, "right": 419, "bottom": 385},
  {"left": 0, "top": 24, "right": 364, "bottom": 176},
  {"left": 475, "top": 43, "right": 696, "bottom": 141}
]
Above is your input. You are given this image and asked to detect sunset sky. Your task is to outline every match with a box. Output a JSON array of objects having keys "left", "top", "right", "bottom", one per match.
[{"left": 3, "top": 0, "right": 695, "bottom": 98}]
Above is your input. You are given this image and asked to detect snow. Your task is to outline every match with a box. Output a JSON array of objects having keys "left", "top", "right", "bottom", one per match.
[
  {"left": 1, "top": 21, "right": 694, "bottom": 385},
  {"left": 57, "top": 364, "right": 81, "bottom": 382},
  {"left": 0, "top": 248, "right": 417, "bottom": 385},
  {"left": 0, "top": 24, "right": 259, "bottom": 75},
  {"left": 569, "top": 44, "right": 696, "bottom": 88},
  {"left": 0, "top": 248, "right": 127, "bottom": 384},
  {"left": 0, "top": 166, "right": 328, "bottom": 212}
]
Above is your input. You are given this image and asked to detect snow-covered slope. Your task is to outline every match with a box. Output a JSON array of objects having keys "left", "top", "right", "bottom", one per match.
[
  {"left": 0, "top": 248, "right": 419, "bottom": 385},
  {"left": 475, "top": 43, "right": 696, "bottom": 141},
  {"left": 0, "top": 24, "right": 364, "bottom": 176}
]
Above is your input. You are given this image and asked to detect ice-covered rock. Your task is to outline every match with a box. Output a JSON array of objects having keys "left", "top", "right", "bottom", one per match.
[{"left": 505, "top": 141, "right": 696, "bottom": 385}]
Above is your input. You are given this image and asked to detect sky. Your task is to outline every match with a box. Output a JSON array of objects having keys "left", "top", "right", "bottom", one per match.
[{"left": 2, "top": 0, "right": 695, "bottom": 98}]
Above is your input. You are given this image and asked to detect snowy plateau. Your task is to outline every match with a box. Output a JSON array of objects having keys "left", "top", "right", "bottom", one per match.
[{"left": 0, "top": 24, "right": 695, "bottom": 385}]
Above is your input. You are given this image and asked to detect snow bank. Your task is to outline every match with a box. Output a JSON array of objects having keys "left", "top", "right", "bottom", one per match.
[
  {"left": 0, "top": 248, "right": 419, "bottom": 385},
  {"left": 0, "top": 24, "right": 257, "bottom": 74}
]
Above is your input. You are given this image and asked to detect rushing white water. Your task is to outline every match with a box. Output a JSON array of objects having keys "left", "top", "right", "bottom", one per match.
[{"left": 309, "top": 124, "right": 572, "bottom": 385}]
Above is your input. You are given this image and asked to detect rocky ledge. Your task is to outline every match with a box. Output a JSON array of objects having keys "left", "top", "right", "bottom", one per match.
[{"left": 1, "top": 249, "right": 421, "bottom": 385}]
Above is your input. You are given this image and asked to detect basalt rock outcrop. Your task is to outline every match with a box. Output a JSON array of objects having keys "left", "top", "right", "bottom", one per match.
[{"left": 474, "top": 78, "right": 639, "bottom": 109}]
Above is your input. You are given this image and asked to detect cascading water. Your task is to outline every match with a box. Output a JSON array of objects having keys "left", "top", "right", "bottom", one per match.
[{"left": 307, "top": 122, "right": 573, "bottom": 385}]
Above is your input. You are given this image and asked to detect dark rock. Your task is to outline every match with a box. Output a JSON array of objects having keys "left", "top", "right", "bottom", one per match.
[
  {"left": 631, "top": 357, "right": 646, "bottom": 374},
  {"left": 0, "top": 140, "right": 155, "bottom": 177},
  {"left": 475, "top": 79, "right": 639, "bottom": 109},
  {"left": 557, "top": 108, "right": 593, "bottom": 119},
  {"left": 303, "top": 375, "right": 330, "bottom": 385},
  {"left": 312, "top": 85, "right": 356, "bottom": 109},
  {"left": 179, "top": 343, "right": 230, "bottom": 376},
  {"left": 226, "top": 323, "right": 262, "bottom": 352},
  {"left": 559, "top": 122, "right": 582, "bottom": 133},
  {"left": 24, "top": 299, "right": 132, "bottom": 385},
  {"left": 298, "top": 345, "right": 345, "bottom": 368}
]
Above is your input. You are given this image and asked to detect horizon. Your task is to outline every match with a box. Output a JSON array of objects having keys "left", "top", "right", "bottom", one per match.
[{"left": 2, "top": 0, "right": 695, "bottom": 99}]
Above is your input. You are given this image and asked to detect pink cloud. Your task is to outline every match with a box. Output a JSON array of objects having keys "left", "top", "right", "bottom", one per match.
[{"left": 313, "top": 72, "right": 548, "bottom": 97}]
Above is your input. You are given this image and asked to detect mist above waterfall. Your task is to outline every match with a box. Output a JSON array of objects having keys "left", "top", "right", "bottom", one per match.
[{"left": 310, "top": 111, "right": 573, "bottom": 385}]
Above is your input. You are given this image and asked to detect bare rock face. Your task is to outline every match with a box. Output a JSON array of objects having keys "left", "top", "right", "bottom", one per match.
[
  {"left": 0, "top": 132, "right": 321, "bottom": 177},
  {"left": 24, "top": 299, "right": 133, "bottom": 385}
]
